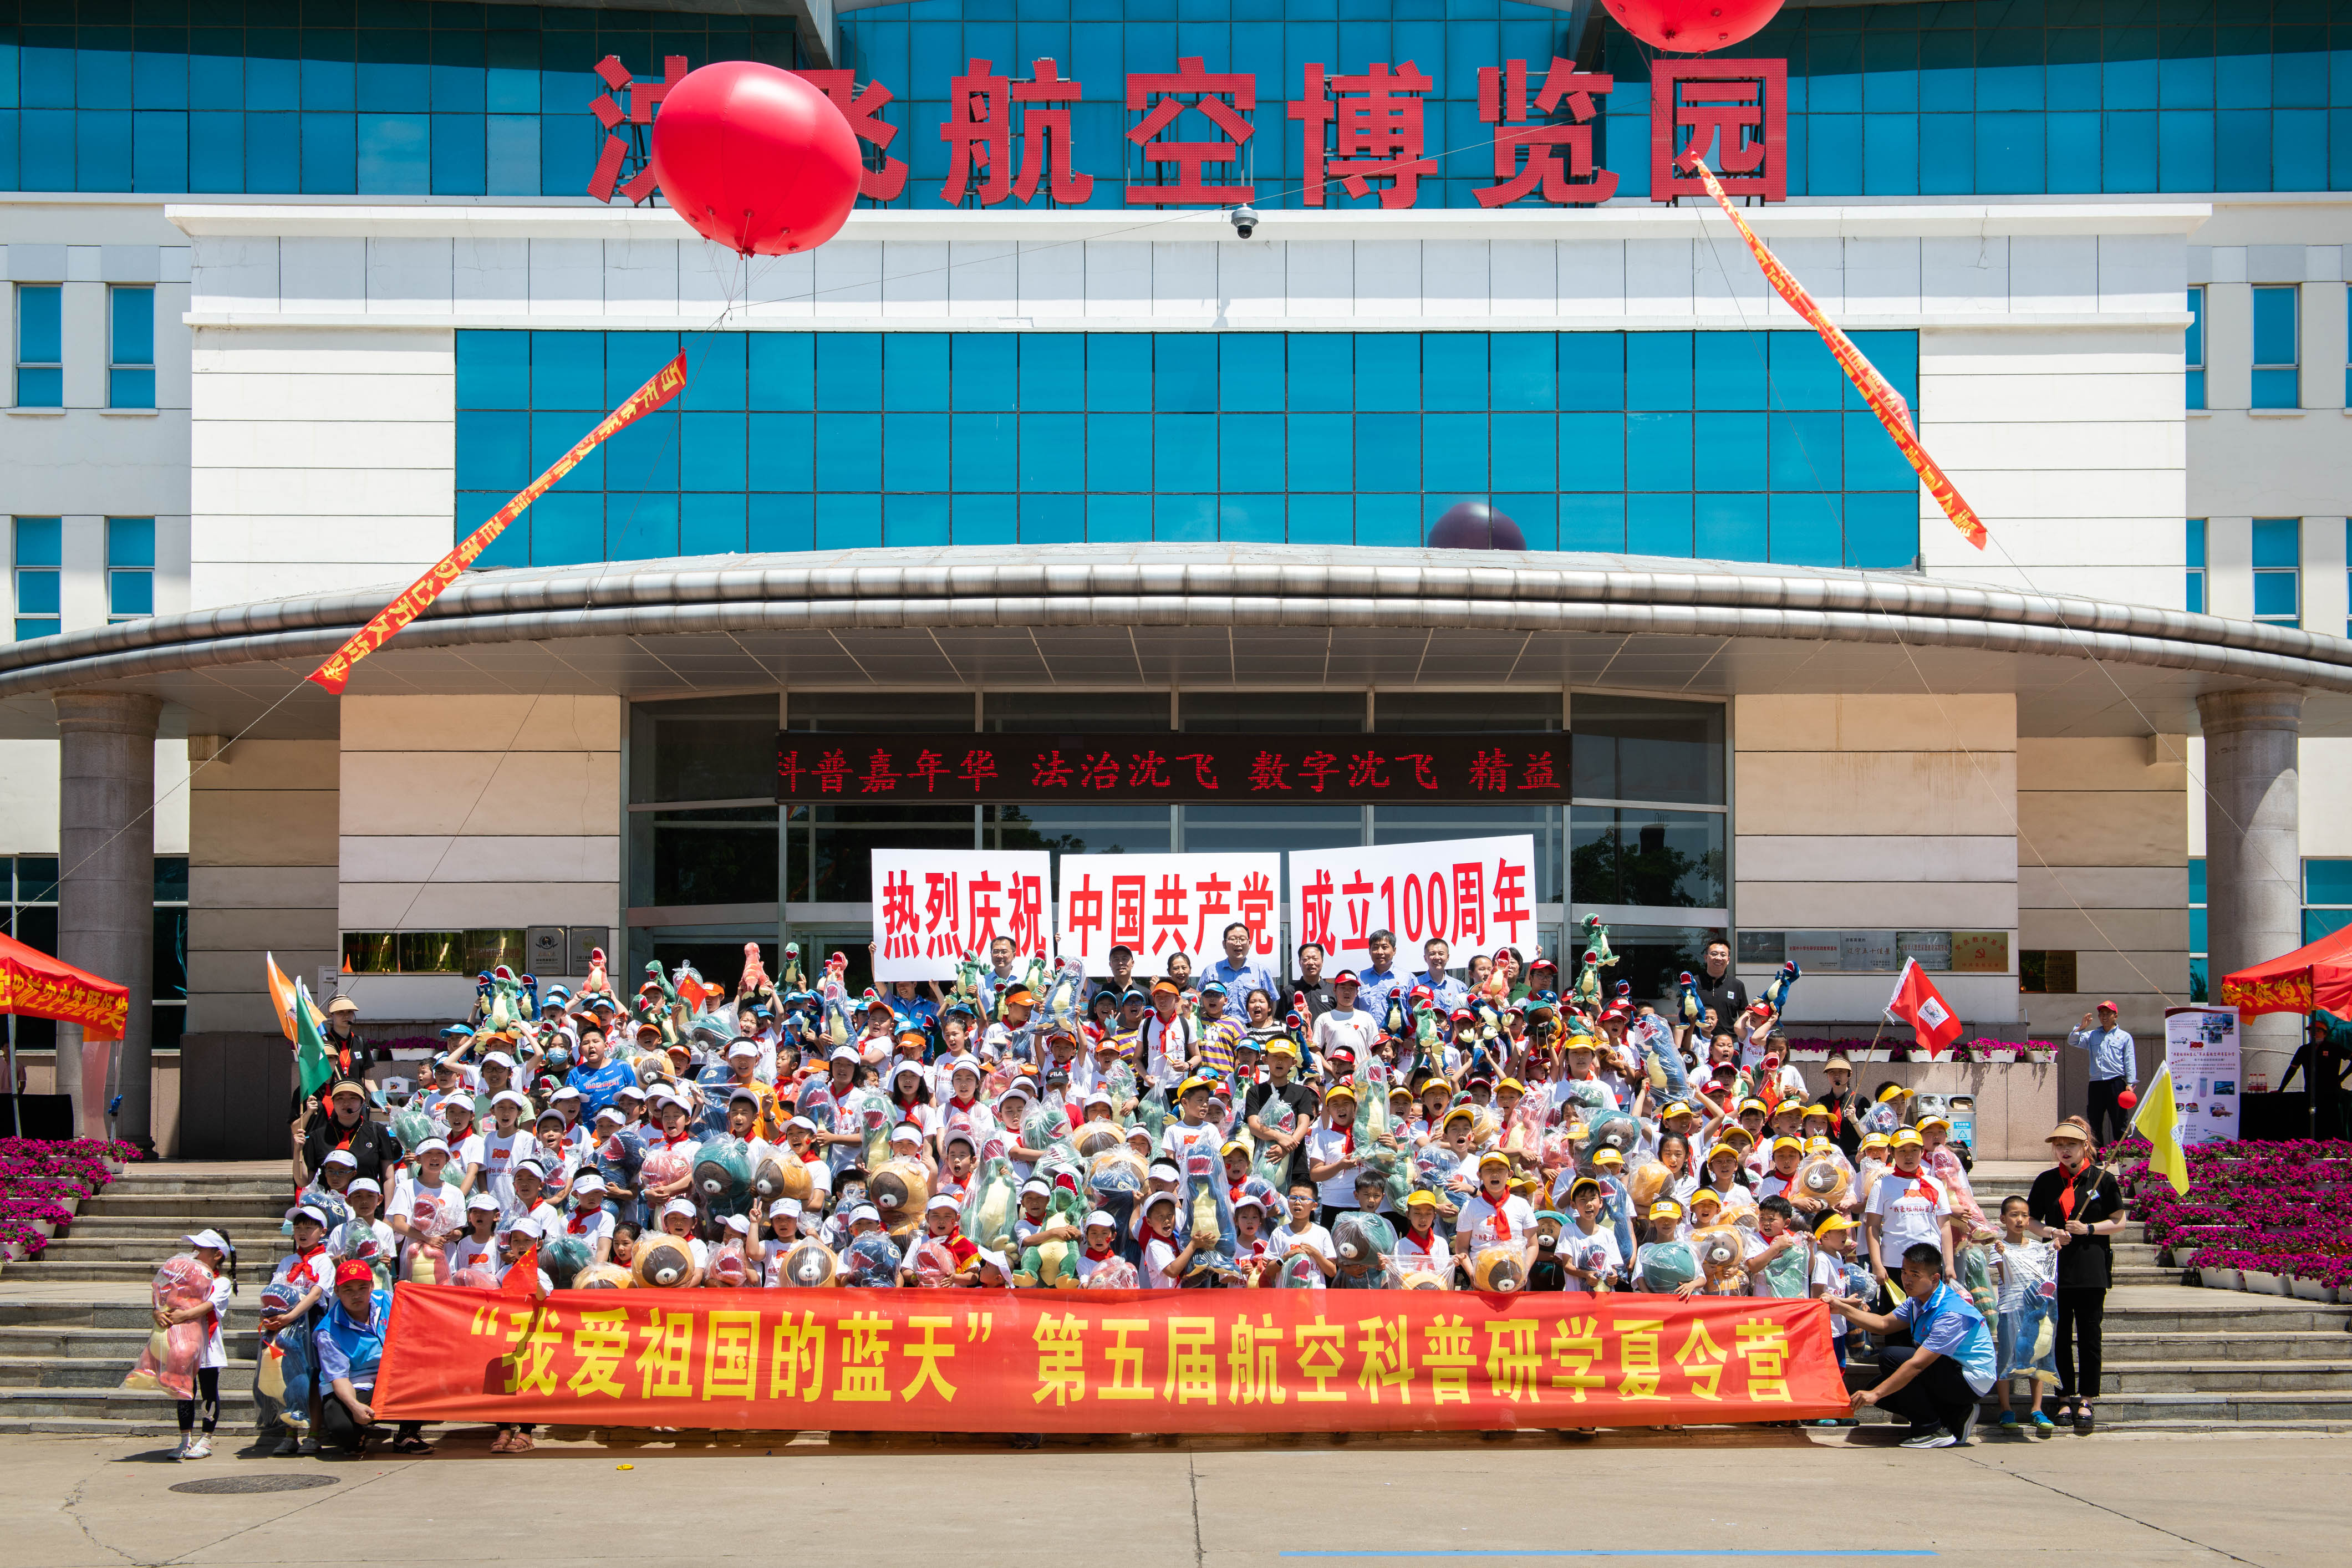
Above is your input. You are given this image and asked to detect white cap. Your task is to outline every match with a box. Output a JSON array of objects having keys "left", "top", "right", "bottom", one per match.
[
  {"left": 768, "top": 1197, "right": 803, "bottom": 1219},
  {"left": 1144, "top": 1191, "right": 1177, "bottom": 1212},
  {"left": 926, "top": 1194, "right": 961, "bottom": 1212},
  {"left": 481, "top": 1052, "right": 516, "bottom": 1071},
  {"left": 506, "top": 1216, "right": 542, "bottom": 1238},
  {"left": 1084, "top": 1091, "right": 1114, "bottom": 1109},
  {"left": 999, "top": 1082, "right": 1034, "bottom": 1103},
  {"left": 786, "top": 1116, "right": 816, "bottom": 1133},
  {"left": 572, "top": 1172, "right": 606, "bottom": 1193},
  {"left": 550, "top": 1086, "right": 583, "bottom": 1102},
  {"left": 723, "top": 1213, "right": 752, "bottom": 1234},
  {"left": 1021, "top": 1179, "right": 1051, "bottom": 1197},
  {"left": 511, "top": 1157, "right": 547, "bottom": 1179},
  {"left": 975, "top": 1248, "right": 1009, "bottom": 1275},
  {"left": 593, "top": 1107, "right": 625, "bottom": 1127},
  {"left": 1085, "top": 1210, "right": 1117, "bottom": 1230},
  {"left": 413, "top": 1137, "right": 451, "bottom": 1158},
  {"left": 661, "top": 1197, "right": 698, "bottom": 1219},
  {"left": 182, "top": 1229, "right": 230, "bottom": 1253},
  {"left": 831, "top": 1046, "right": 859, "bottom": 1063},
  {"left": 889, "top": 1124, "right": 923, "bottom": 1145},
  {"left": 614, "top": 1083, "right": 646, "bottom": 1101},
  {"left": 348, "top": 1177, "right": 381, "bottom": 1195},
  {"left": 465, "top": 1193, "right": 500, "bottom": 1213},
  {"left": 322, "top": 1149, "right": 359, "bottom": 1169},
  {"left": 491, "top": 1089, "right": 530, "bottom": 1111},
  {"left": 726, "top": 1040, "right": 759, "bottom": 1058},
  {"left": 848, "top": 1204, "right": 881, "bottom": 1225},
  {"left": 1148, "top": 1162, "right": 1179, "bottom": 1182},
  {"left": 1234, "top": 1195, "right": 1265, "bottom": 1214}
]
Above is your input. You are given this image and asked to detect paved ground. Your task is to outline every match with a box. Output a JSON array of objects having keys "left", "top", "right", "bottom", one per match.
[{"left": 2, "top": 1427, "right": 2340, "bottom": 1568}]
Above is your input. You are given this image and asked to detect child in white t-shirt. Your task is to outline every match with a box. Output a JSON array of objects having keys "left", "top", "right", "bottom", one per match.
[
  {"left": 1137, "top": 1192, "right": 1199, "bottom": 1289},
  {"left": 1990, "top": 1193, "right": 2060, "bottom": 1434}
]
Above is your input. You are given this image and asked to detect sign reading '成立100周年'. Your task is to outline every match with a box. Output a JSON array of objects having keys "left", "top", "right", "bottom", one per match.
[
  {"left": 776, "top": 734, "right": 1571, "bottom": 805},
  {"left": 589, "top": 56, "right": 1788, "bottom": 211}
]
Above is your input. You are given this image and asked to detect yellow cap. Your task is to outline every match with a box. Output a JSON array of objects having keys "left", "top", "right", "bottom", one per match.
[
  {"left": 1660, "top": 1101, "right": 1695, "bottom": 1120},
  {"left": 1591, "top": 1147, "right": 1625, "bottom": 1168},
  {"left": 1860, "top": 1131, "right": 1890, "bottom": 1149},
  {"left": 1814, "top": 1213, "right": 1859, "bottom": 1235},
  {"left": 1707, "top": 1141, "right": 1743, "bottom": 1164},
  {"left": 1801, "top": 1104, "right": 1831, "bottom": 1119},
  {"left": 1404, "top": 1190, "right": 1441, "bottom": 1210},
  {"left": 1498, "top": 1077, "right": 1525, "bottom": 1094},
  {"left": 1220, "top": 1139, "right": 1249, "bottom": 1157},
  {"left": 1647, "top": 1199, "right": 1684, "bottom": 1220},
  {"left": 1877, "top": 1084, "right": 1914, "bottom": 1104},
  {"left": 1721, "top": 1125, "right": 1756, "bottom": 1149},
  {"left": 1478, "top": 1151, "right": 1513, "bottom": 1170},
  {"left": 1918, "top": 1114, "right": 1951, "bottom": 1133},
  {"left": 1892, "top": 1128, "right": 1925, "bottom": 1147},
  {"left": 1688, "top": 1187, "right": 1724, "bottom": 1209},
  {"left": 1771, "top": 1136, "right": 1803, "bottom": 1153},
  {"left": 1177, "top": 1075, "right": 1216, "bottom": 1098}
]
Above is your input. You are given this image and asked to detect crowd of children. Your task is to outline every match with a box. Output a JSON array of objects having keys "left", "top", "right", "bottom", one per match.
[{"left": 152, "top": 931, "right": 2109, "bottom": 1457}]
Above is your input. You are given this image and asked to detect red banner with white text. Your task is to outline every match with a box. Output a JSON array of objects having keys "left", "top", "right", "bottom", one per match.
[{"left": 373, "top": 1284, "right": 1844, "bottom": 1432}]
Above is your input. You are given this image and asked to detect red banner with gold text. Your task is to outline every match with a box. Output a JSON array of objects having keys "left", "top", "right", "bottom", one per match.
[
  {"left": 1682, "top": 154, "right": 1988, "bottom": 552},
  {"left": 306, "top": 353, "right": 688, "bottom": 695},
  {"left": 373, "top": 1284, "right": 1844, "bottom": 1432}
]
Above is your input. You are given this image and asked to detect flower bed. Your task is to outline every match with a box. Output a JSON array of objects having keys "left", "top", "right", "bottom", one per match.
[{"left": 2109, "top": 1137, "right": 2352, "bottom": 1301}]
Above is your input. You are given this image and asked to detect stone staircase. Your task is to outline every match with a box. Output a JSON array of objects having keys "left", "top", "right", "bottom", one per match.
[{"left": 1, "top": 1163, "right": 2344, "bottom": 1438}]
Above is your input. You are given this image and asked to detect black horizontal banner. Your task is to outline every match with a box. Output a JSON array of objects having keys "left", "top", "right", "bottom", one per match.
[{"left": 776, "top": 732, "right": 1567, "bottom": 804}]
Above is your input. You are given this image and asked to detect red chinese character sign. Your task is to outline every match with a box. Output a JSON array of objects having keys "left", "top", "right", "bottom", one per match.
[
  {"left": 942, "top": 58, "right": 1094, "bottom": 206},
  {"left": 872, "top": 849, "right": 1052, "bottom": 982},
  {"left": 1292, "top": 61, "right": 1435, "bottom": 208},
  {"left": 1057, "top": 853, "right": 1281, "bottom": 976},
  {"left": 1475, "top": 59, "right": 1616, "bottom": 208},
  {"left": 1651, "top": 58, "right": 1786, "bottom": 203},
  {"left": 1290, "top": 836, "right": 1539, "bottom": 973},
  {"left": 1126, "top": 58, "right": 1256, "bottom": 206},
  {"left": 373, "top": 1283, "right": 1845, "bottom": 1433}
]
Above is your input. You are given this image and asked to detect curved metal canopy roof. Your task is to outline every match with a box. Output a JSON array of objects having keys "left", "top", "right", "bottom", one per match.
[{"left": 3, "top": 544, "right": 2344, "bottom": 740}]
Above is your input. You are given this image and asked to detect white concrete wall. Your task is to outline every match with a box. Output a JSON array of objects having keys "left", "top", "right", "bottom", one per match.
[
  {"left": 1732, "top": 694, "right": 2020, "bottom": 1031},
  {"left": 337, "top": 695, "right": 622, "bottom": 1021},
  {"left": 0, "top": 739, "right": 187, "bottom": 856}
]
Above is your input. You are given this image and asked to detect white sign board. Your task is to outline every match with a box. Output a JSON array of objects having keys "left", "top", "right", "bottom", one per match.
[
  {"left": 1055, "top": 853, "right": 1282, "bottom": 977},
  {"left": 870, "top": 848, "right": 1052, "bottom": 982},
  {"left": 1287, "top": 836, "right": 1538, "bottom": 972},
  {"left": 2162, "top": 1005, "right": 2241, "bottom": 1147}
]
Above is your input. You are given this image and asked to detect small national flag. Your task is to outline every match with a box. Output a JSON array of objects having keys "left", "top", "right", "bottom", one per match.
[
  {"left": 291, "top": 976, "right": 337, "bottom": 1101},
  {"left": 1885, "top": 958, "right": 1964, "bottom": 1056},
  {"left": 500, "top": 1245, "right": 544, "bottom": 1299},
  {"left": 2132, "top": 1064, "right": 2191, "bottom": 1195}
]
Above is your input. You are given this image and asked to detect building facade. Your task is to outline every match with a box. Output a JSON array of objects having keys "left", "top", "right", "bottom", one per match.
[{"left": 2, "top": 0, "right": 2349, "bottom": 1150}]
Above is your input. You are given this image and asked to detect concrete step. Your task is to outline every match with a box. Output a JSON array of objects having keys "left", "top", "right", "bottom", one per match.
[
  {"left": 0, "top": 1355, "right": 258, "bottom": 1391},
  {"left": 75, "top": 1195, "right": 291, "bottom": 1221},
  {"left": 2103, "top": 1302, "right": 2350, "bottom": 1335},
  {"left": 2112, "top": 1266, "right": 2196, "bottom": 1287},
  {"left": 0, "top": 1386, "right": 253, "bottom": 1422},
  {"left": 2104, "top": 1330, "right": 2352, "bottom": 1361},
  {"left": 0, "top": 1301, "right": 261, "bottom": 1331},
  {"left": 38, "top": 1236, "right": 291, "bottom": 1262},
  {"left": 1, "top": 1261, "right": 188, "bottom": 1282},
  {"left": 2098, "top": 1360, "right": 2352, "bottom": 1394},
  {"left": 0, "top": 1325, "right": 262, "bottom": 1360},
  {"left": 100, "top": 1173, "right": 293, "bottom": 1197},
  {"left": 2086, "top": 1389, "right": 2352, "bottom": 1423},
  {"left": 62, "top": 1211, "right": 291, "bottom": 1235}
]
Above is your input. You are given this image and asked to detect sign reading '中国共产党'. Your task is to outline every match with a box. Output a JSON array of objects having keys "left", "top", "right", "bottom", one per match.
[{"left": 776, "top": 733, "right": 1567, "bottom": 806}]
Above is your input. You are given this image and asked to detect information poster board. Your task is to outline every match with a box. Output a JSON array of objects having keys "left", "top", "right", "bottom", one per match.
[
  {"left": 2162, "top": 1005, "right": 2242, "bottom": 1147},
  {"left": 871, "top": 849, "right": 1053, "bottom": 982},
  {"left": 1056, "top": 853, "right": 1282, "bottom": 976}
]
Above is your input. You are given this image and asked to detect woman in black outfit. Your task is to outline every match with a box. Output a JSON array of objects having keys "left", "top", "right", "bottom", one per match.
[{"left": 2025, "top": 1117, "right": 2130, "bottom": 1433}]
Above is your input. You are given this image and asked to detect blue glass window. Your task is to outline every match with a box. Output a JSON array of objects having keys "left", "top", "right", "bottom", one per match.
[
  {"left": 2186, "top": 518, "right": 2206, "bottom": 615},
  {"left": 109, "top": 285, "right": 155, "bottom": 409},
  {"left": 2184, "top": 287, "right": 2205, "bottom": 411},
  {"left": 2252, "top": 517, "right": 2300, "bottom": 625},
  {"left": 15, "top": 284, "right": 61, "bottom": 408},
  {"left": 2252, "top": 286, "right": 2298, "bottom": 409},
  {"left": 106, "top": 517, "right": 155, "bottom": 621},
  {"left": 13, "top": 516, "right": 62, "bottom": 641}
]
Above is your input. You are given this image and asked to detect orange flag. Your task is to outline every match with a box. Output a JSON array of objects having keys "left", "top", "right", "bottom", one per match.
[
  {"left": 263, "top": 951, "right": 304, "bottom": 1045},
  {"left": 1681, "top": 153, "right": 1988, "bottom": 552},
  {"left": 307, "top": 353, "right": 689, "bottom": 695}
]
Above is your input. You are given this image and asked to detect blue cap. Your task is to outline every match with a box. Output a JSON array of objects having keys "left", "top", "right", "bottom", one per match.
[{"left": 1199, "top": 980, "right": 1229, "bottom": 997}]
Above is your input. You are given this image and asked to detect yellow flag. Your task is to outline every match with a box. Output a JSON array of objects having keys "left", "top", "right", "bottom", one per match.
[{"left": 2131, "top": 1063, "right": 2190, "bottom": 1197}]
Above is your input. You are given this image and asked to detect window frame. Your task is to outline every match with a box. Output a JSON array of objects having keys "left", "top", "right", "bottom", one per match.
[
  {"left": 2185, "top": 517, "right": 2206, "bottom": 614},
  {"left": 2250, "top": 284, "right": 2299, "bottom": 410},
  {"left": 2250, "top": 516, "right": 2300, "bottom": 627},
  {"left": 2183, "top": 286, "right": 2205, "bottom": 411},
  {"left": 12, "top": 516, "right": 63, "bottom": 641},
  {"left": 15, "top": 284, "right": 63, "bottom": 409},
  {"left": 104, "top": 516, "right": 156, "bottom": 624},
  {"left": 108, "top": 284, "right": 156, "bottom": 410}
]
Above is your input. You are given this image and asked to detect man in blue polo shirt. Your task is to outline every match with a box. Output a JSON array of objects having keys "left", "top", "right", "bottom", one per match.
[
  {"left": 1356, "top": 930, "right": 1404, "bottom": 1022},
  {"left": 1206, "top": 921, "right": 1279, "bottom": 1013},
  {"left": 1410, "top": 937, "right": 1466, "bottom": 1014},
  {"left": 1833, "top": 1241, "right": 1997, "bottom": 1448}
]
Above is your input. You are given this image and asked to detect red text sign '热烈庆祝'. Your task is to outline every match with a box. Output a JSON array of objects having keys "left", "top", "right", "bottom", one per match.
[
  {"left": 587, "top": 56, "right": 1789, "bottom": 211},
  {"left": 371, "top": 1284, "right": 1846, "bottom": 1433},
  {"left": 306, "top": 354, "right": 689, "bottom": 696},
  {"left": 777, "top": 734, "right": 1566, "bottom": 805}
]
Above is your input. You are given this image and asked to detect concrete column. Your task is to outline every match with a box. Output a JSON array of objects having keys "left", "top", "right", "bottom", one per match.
[
  {"left": 54, "top": 691, "right": 162, "bottom": 1150},
  {"left": 2197, "top": 689, "right": 2303, "bottom": 1093}
]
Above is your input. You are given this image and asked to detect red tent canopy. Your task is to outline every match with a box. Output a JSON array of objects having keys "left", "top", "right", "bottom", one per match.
[
  {"left": 2219, "top": 923, "right": 2352, "bottom": 1020},
  {"left": 0, "top": 930, "right": 129, "bottom": 1042}
]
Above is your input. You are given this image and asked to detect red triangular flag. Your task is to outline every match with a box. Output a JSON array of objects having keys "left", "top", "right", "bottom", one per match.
[
  {"left": 500, "top": 1244, "right": 542, "bottom": 1298},
  {"left": 1885, "top": 959, "right": 1964, "bottom": 1057}
]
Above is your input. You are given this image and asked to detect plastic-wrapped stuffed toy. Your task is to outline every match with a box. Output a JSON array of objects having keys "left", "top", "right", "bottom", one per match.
[
  {"left": 1084, "top": 1147, "right": 1147, "bottom": 1200},
  {"left": 1022, "top": 1101, "right": 1073, "bottom": 1151},
  {"left": 1580, "top": 1110, "right": 1641, "bottom": 1171},
  {"left": 640, "top": 1146, "right": 692, "bottom": 1199},
  {"left": 1468, "top": 1243, "right": 1526, "bottom": 1293},
  {"left": 1794, "top": 1154, "right": 1850, "bottom": 1214},
  {"left": 1399, "top": 1267, "right": 1452, "bottom": 1290},
  {"left": 1635, "top": 1239, "right": 1701, "bottom": 1294},
  {"left": 1072, "top": 1123, "right": 1125, "bottom": 1159},
  {"left": 842, "top": 1231, "right": 904, "bottom": 1288},
  {"left": 1183, "top": 1160, "right": 1238, "bottom": 1279},
  {"left": 707, "top": 1238, "right": 753, "bottom": 1287},
  {"left": 1690, "top": 1225, "right": 1748, "bottom": 1292},
  {"left": 855, "top": 1091, "right": 893, "bottom": 1173},
  {"left": 692, "top": 1136, "right": 756, "bottom": 1219},
  {"left": 1271, "top": 1252, "right": 1324, "bottom": 1289},
  {"left": 633, "top": 1232, "right": 702, "bottom": 1289},
  {"left": 449, "top": 1265, "right": 501, "bottom": 1290},
  {"left": 1081, "top": 1255, "right": 1141, "bottom": 1290},
  {"left": 906, "top": 1237, "right": 959, "bottom": 1287},
  {"left": 123, "top": 1254, "right": 217, "bottom": 1399},
  {"left": 1627, "top": 1160, "right": 1675, "bottom": 1211},
  {"left": 539, "top": 1235, "right": 594, "bottom": 1290},
  {"left": 868, "top": 1159, "right": 933, "bottom": 1238},
  {"left": 1958, "top": 1238, "right": 1998, "bottom": 1318},
  {"left": 959, "top": 1155, "right": 1021, "bottom": 1254},
  {"left": 775, "top": 1239, "right": 839, "bottom": 1287},
  {"left": 1332, "top": 1213, "right": 1398, "bottom": 1289},
  {"left": 574, "top": 1262, "right": 634, "bottom": 1290},
  {"left": 754, "top": 1150, "right": 810, "bottom": 1209}
]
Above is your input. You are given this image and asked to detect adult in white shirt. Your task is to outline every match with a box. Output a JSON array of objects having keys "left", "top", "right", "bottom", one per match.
[
  {"left": 1864, "top": 1131, "right": 1959, "bottom": 1289},
  {"left": 1267, "top": 1185, "right": 1337, "bottom": 1281},
  {"left": 1310, "top": 973, "right": 1379, "bottom": 1067}
]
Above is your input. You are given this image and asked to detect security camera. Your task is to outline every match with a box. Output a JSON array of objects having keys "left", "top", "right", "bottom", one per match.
[{"left": 1229, "top": 203, "right": 1258, "bottom": 239}]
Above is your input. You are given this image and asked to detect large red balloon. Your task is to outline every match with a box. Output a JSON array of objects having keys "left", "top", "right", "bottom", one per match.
[
  {"left": 1598, "top": 0, "right": 1783, "bottom": 53},
  {"left": 649, "top": 62, "right": 862, "bottom": 257}
]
